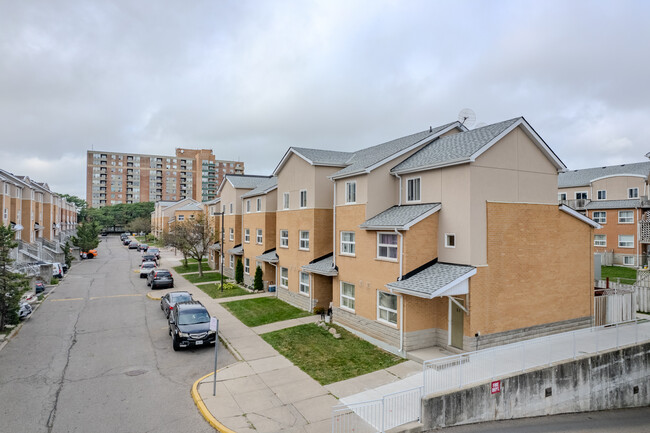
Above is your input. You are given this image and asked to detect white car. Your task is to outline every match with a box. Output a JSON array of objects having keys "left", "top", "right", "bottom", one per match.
[
  {"left": 52, "top": 263, "right": 64, "bottom": 278},
  {"left": 139, "top": 261, "right": 157, "bottom": 278}
]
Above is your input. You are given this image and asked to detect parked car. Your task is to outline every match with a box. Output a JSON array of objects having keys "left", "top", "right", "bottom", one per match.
[
  {"left": 139, "top": 261, "right": 157, "bottom": 278},
  {"left": 160, "top": 291, "right": 192, "bottom": 318},
  {"left": 141, "top": 253, "right": 157, "bottom": 265},
  {"left": 147, "top": 269, "right": 174, "bottom": 289},
  {"left": 168, "top": 301, "right": 215, "bottom": 351},
  {"left": 34, "top": 281, "right": 45, "bottom": 294},
  {"left": 128, "top": 241, "right": 139, "bottom": 250},
  {"left": 148, "top": 247, "right": 160, "bottom": 260},
  {"left": 52, "top": 263, "right": 64, "bottom": 278},
  {"left": 18, "top": 302, "right": 32, "bottom": 320},
  {"left": 137, "top": 244, "right": 149, "bottom": 252}
]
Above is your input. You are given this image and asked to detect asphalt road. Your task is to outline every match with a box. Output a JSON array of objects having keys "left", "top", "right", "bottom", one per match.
[{"left": 0, "top": 236, "right": 236, "bottom": 433}]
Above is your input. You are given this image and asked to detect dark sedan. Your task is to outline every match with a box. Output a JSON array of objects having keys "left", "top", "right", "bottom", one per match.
[
  {"left": 168, "top": 301, "right": 215, "bottom": 351},
  {"left": 147, "top": 269, "right": 174, "bottom": 289},
  {"left": 148, "top": 247, "right": 161, "bottom": 259},
  {"left": 128, "top": 241, "right": 139, "bottom": 249},
  {"left": 137, "top": 244, "right": 149, "bottom": 252},
  {"left": 160, "top": 291, "right": 193, "bottom": 318},
  {"left": 141, "top": 253, "right": 158, "bottom": 265}
]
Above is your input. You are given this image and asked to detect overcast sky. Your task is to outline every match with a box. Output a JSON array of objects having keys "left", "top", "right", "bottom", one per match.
[{"left": 1, "top": 0, "right": 648, "bottom": 199}]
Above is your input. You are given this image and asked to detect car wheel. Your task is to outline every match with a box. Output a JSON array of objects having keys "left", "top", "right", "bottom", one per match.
[
  {"left": 169, "top": 284, "right": 174, "bottom": 288},
  {"left": 172, "top": 334, "right": 180, "bottom": 351}
]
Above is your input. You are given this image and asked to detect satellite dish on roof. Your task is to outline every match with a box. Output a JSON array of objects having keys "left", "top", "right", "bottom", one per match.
[{"left": 458, "top": 108, "right": 476, "bottom": 128}]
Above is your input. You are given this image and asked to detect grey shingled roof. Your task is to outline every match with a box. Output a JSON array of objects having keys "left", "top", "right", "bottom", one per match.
[
  {"left": 331, "top": 122, "right": 458, "bottom": 178},
  {"left": 227, "top": 245, "right": 244, "bottom": 255},
  {"left": 241, "top": 177, "right": 278, "bottom": 199},
  {"left": 301, "top": 255, "right": 337, "bottom": 276},
  {"left": 291, "top": 148, "right": 353, "bottom": 166},
  {"left": 176, "top": 203, "right": 203, "bottom": 211},
  {"left": 391, "top": 118, "right": 521, "bottom": 173},
  {"left": 227, "top": 174, "right": 272, "bottom": 190},
  {"left": 558, "top": 161, "right": 650, "bottom": 188},
  {"left": 256, "top": 249, "right": 279, "bottom": 263},
  {"left": 360, "top": 204, "right": 441, "bottom": 230},
  {"left": 585, "top": 199, "right": 642, "bottom": 210},
  {"left": 386, "top": 262, "right": 475, "bottom": 298}
]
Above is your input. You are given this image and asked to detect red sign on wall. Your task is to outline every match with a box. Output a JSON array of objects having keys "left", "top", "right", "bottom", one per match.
[{"left": 491, "top": 380, "right": 501, "bottom": 394}]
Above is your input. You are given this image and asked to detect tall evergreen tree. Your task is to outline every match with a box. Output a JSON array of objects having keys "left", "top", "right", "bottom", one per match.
[
  {"left": 253, "top": 266, "right": 263, "bottom": 292},
  {"left": 0, "top": 225, "right": 29, "bottom": 331},
  {"left": 235, "top": 259, "right": 244, "bottom": 284},
  {"left": 71, "top": 221, "right": 101, "bottom": 252}
]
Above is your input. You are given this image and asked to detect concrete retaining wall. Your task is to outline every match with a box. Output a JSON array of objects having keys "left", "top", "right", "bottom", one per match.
[
  {"left": 421, "top": 342, "right": 650, "bottom": 429},
  {"left": 277, "top": 286, "right": 310, "bottom": 311}
]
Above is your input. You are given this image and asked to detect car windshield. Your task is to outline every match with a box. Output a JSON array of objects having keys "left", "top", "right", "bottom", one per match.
[
  {"left": 171, "top": 294, "right": 191, "bottom": 303},
  {"left": 156, "top": 272, "right": 171, "bottom": 278},
  {"left": 178, "top": 310, "right": 210, "bottom": 325},
  {"left": 142, "top": 263, "right": 155, "bottom": 268}
]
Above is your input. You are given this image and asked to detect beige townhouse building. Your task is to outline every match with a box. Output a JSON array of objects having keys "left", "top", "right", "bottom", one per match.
[
  {"left": 270, "top": 118, "right": 598, "bottom": 356},
  {"left": 558, "top": 159, "right": 650, "bottom": 267},
  {"left": 150, "top": 198, "right": 204, "bottom": 239}
]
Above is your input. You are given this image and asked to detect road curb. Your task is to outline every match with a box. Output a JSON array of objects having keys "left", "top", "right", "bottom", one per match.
[
  {"left": 191, "top": 371, "right": 238, "bottom": 433},
  {"left": 146, "top": 292, "right": 162, "bottom": 301}
]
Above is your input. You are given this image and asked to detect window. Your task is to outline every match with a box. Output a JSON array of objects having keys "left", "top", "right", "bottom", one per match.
[
  {"left": 575, "top": 192, "right": 587, "bottom": 200},
  {"left": 593, "top": 211, "right": 606, "bottom": 224},
  {"left": 246, "top": 200, "right": 251, "bottom": 213},
  {"left": 244, "top": 228, "right": 250, "bottom": 243},
  {"left": 244, "top": 258, "right": 250, "bottom": 274},
  {"left": 229, "top": 203, "right": 233, "bottom": 214},
  {"left": 229, "top": 228, "right": 234, "bottom": 241},
  {"left": 299, "top": 231, "right": 310, "bottom": 250},
  {"left": 300, "top": 190, "right": 307, "bottom": 208},
  {"left": 340, "top": 282, "right": 355, "bottom": 311},
  {"left": 256, "top": 198, "right": 261, "bottom": 212},
  {"left": 340, "top": 231, "right": 355, "bottom": 255},
  {"left": 624, "top": 256, "right": 635, "bottom": 266},
  {"left": 256, "top": 229, "right": 263, "bottom": 244},
  {"left": 558, "top": 192, "right": 567, "bottom": 201},
  {"left": 619, "top": 235, "right": 634, "bottom": 248},
  {"left": 377, "top": 233, "right": 398, "bottom": 259},
  {"left": 280, "top": 267, "right": 288, "bottom": 288},
  {"left": 283, "top": 192, "right": 289, "bottom": 210},
  {"left": 345, "top": 181, "right": 356, "bottom": 204},
  {"left": 299, "top": 272, "right": 310, "bottom": 294},
  {"left": 378, "top": 291, "right": 398, "bottom": 325},
  {"left": 280, "top": 230, "right": 288, "bottom": 248},
  {"left": 177, "top": 215, "right": 185, "bottom": 221},
  {"left": 445, "top": 233, "right": 456, "bottom": 248},
  {"left": 629, "top": 188, "right": 639, "bottom": 199},
  {"left": 597, "top": 190, "right": 606, "bottom": 200},
  {"left": 3, "top": 208, "right": 7, "bottom": 221},
  {"left": 594, "top": 234, "right": 606, "bottom": 247},
  {"left": 407, "top": 177, "right": 421, "bottom": 202},
  {"left": 229, "top": 255, "right": 234, "bottom": 269},
  {"left": 618, "top": 211, "right": 633, "bottom": 224}
]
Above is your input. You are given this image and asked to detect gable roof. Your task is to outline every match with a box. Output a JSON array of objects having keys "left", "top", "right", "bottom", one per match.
[
  {"left": 391, "top": 117, "right": 565, "bottom": 174},
  {"left": 241, "top": 176, "right": 278, "bottom": 199},
  {"left": 217, "top": 174, "right": 272, "bottom": 195},
  {"left": 558, "top": 161, "right": 650, "bottom": 188},
  {"left": 272, "top": 148, "right": 352, "bottom": 175},
  {"left": 360, "top": 203, "right": 441, "bottom": 230},
  {"left": 386, "top": 261, "right": 476, "bottom": 299},
  {"left": 175, "top": 203, "right": 203, "bottom": 212},
  {"left": 301, "top": 253, "right": 337, "bottom": 276},
  {"left": 585, "top": 199, "right": 642, "bottom": 210}
]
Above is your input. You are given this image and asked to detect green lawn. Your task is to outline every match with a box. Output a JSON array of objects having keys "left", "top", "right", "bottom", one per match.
[
  {"left": 198, "top": 283, "right": 251, "bottom": 299},
  {"left": 222, "top": 297, "right": 311, "bottom": 327},
  {"left": 601, "top": 266, "right": 637, "bottom": 284},
  {"left": 183, "top": 271, "right": 223, "bottom": 284},
  {"left": 173, "top": 262, "right": 213, "bottom": 274},
  {"left": 135, "top": 236, "right": 163, "bottom": 247},
  {"left": 262, "top": 323, "right": 404, "bottom": 385}
]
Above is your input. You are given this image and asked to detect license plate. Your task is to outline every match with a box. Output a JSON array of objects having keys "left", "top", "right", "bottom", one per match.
[{"left": 195, "top": 340, "right": 203, "bottom": 345}]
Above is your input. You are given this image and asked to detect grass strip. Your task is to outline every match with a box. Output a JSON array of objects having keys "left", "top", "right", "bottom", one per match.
[
  {"left": 183, "top": 271, "right": 223, "bottom": 284},
  {"left": 198, "top": 283, "right": 250, "bottom": 299},
  {"left": 601, "top": 266, "right": 637, "bottom": 285},
  {"left": 173, "top": 262, "right": 213, "bottom": 274},
  {"left": 222, "top": 297, "right": 310, "bottom": 327}
]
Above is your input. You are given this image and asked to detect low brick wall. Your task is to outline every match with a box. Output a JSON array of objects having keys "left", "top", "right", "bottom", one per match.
[
  {"left": 277, "top": 286, "right": 311, "bottom": 311},
  {"left": 422, "top": 342, "right": 650, "bottom": 429}
]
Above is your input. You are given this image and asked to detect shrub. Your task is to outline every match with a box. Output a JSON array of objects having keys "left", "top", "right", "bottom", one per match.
[
  {"left": 253, "top": 266, "right": 263, "bottom": 291},
  {"left": 235, "top": 259, "right": 244, "bottom": 284},
  {"left": 50, "top": 278, "right": 59, "bottom": 285}
]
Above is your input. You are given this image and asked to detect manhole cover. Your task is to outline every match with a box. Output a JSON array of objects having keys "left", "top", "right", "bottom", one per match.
[{"left": 125, "top": 369, "right": 147, "bottom": 377}]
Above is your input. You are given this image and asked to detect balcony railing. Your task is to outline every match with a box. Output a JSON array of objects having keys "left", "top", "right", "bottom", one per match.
[{"left": 559, "top": 199, "right": 589, "bottom": 210}]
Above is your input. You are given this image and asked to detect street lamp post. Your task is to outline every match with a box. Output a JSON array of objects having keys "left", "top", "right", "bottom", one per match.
[{"left": 213, "top": 211, "right": 225, "bottom": 292}]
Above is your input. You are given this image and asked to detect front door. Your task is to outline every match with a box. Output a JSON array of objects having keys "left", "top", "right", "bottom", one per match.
[{"left": 451, "top": 298, "right": 464, "bottom": 349}]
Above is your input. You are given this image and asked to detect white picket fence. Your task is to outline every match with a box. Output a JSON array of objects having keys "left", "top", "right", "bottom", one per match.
[{"left": 595, "top": 279, "right": 650, "bottom": 314}]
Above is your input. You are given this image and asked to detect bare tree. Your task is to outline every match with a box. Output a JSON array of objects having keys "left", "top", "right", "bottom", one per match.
[
  {"left": 163, "top": 221, "right": 192, "bottom": 267},
  {"left": 184, "top": 214, "right": 215, "bottom": 277}
]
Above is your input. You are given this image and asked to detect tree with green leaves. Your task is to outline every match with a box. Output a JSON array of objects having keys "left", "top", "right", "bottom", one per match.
[
  {"left": 71, "top": 221, "right": 101, "bottom": 253},
  {"left": 183, "top": 214, "right": 214, "bottom": 277},
  {"left": 85, "top": 202, "right": 155, "bottom": 230},
  {"left": 253, "top": 265, "right": 263, "bottom": 292},
  {"left": 63, "top": 240, "right": 74, "bottom": 269},
  {"left": 163, "top": 221, "right": 192, "bottom": 267},
  {"left": 59, "top": 194, "right": 86, "bottom": 222},
  {"left": 235, "top": 259, "right": 244, "bottom": 284},
  {"left": 126, "top": 216, "right": 151, "bottom": 234},
  {"left": 0, "top": 225, "right": 29, "bottom": 331}
]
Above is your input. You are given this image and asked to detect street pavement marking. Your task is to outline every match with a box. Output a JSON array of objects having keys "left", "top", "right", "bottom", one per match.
[
  {"left": 89, "top": 294, "right": 142, "bottom": 300},
  {"left": 50, "top": 298, "right": 84, "bottom": 302}
]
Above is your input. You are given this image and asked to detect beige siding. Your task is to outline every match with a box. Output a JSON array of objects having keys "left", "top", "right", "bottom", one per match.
[{"left": 591, "top": 176, "right": 646, "bottom": 201}]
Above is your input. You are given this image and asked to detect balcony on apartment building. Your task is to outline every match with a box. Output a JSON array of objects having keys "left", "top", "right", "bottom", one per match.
[{"left": 558, "top": 198, "right": 589, "bottom": 211}]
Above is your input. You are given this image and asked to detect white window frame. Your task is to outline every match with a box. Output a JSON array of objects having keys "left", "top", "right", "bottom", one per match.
[
  {"left": 244, "top": 228, "right": 250, "bottom": 243},
  {"left": 229, "top": 228, "right": 234, "bottom": 241},
  {"left": 406, "top": 177, "right": 421, "bottom": 202},
  {"left": 618, "top": 211, "right": 633, "bottom": 224},
  {"left": 299, "top": 272, "right": 310, "bottom": 295},
  {"left": 299, "top": 230, "right": 310, "bottom": 251},
  {"left": 283, "top": 192, "right": 290, "bottom": 210},
  {"left": 345, "top": 181, "right": 356, "bottom": 204},
  {"left": 299, "top": 190, "right": 307, "bottom": 208},
  {"left": 280, "top": 267, "right": 288, "bottom": 288},
  {"left": 445, "top": 233, "right": 456, "bottom": 248},
  {"left": 623, "top": 256, "right": 635, "bottom": 266},
  {"left": 575, "top": 191, "right": 588, "bottom": 200},
  {"left": 280, "top": 230, "right": 289, "bottom": 248},
  {"left": 558, "top": 192, "right": 567, "bottom": 201},
  {"left": 377, "top": 291, "right": 398, "bottom": 326},
  {"left": 256, "top": 198, "right": 262, "bottom": 212},
  {"left": 256, "top": 229, "right": 263, "bottom": 244},
  {"left": 596, "top": 190, "right": 606, "bottom": 200},
  {"left": 3, "top": 208, "right": 8, "bottom": 221},
  {"left": 594, "top": 234, "right": 606, "bottom": 247},
  {"left": 246, "top": 200, "right": 251, "bottom": 213},
  {"left": 177, "top": 215, "right": 185, "bottom": 221},
  {"left": 618, "top": 235, "right": 634, "bottom": 248},
  {"left": 244, "top": 258, "right": 250, "bottom": 274},
  {"left": 340, "top": 281, "right": 355, "bottom": 312},
  {"left": 592, "top": 211, "right": 607, "bottom": 224},
  {"left": 229, "top": 255, "right": 234, "bottom": 269},
  {"left": 340, "top": 231, "right": 355, "bottom": 256},
  {"left": 628, "top": 188, "right": 639, "bottom": 199},
  {"left": 377, "top": 232, "right": 398, "bottom": 260}
]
